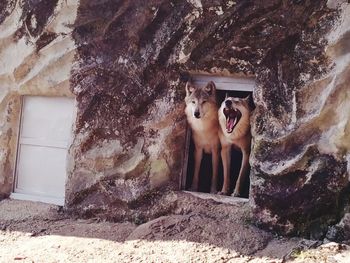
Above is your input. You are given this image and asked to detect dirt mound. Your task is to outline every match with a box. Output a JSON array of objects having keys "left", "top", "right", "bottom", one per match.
[{"left": 1, "top": 193, "right": 350, "bottom": 262}]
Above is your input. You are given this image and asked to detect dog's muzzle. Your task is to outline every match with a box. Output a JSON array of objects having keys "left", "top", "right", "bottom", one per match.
[{"left": 223, "top": 106, "right": 241, "bottom": 133}]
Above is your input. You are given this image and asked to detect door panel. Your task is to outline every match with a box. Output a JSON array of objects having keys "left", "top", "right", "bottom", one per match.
[
  {"left": 16, "top": 144, "right": 67, "bottom": 198},
  {"left": 12, "top": 96, "right": 75, "bottom": 205}
]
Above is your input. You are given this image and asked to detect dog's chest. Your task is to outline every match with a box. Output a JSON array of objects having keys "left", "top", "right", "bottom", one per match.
[
  {"left": 221, "top": 131, "right": 244, "bottom": 145},
  {"left": 189, "top": 119, "right": 219, "bottom": 152},
  {"left": 195, "top": 132, "right": 217, "bottom": 150},
  {"left": 189, "top": 118, "right": 217, "bottom": 136}
]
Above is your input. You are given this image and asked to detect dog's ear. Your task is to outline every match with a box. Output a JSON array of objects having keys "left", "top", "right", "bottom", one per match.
[
  {"left": 204, "top": 81, "right": 216, "bottom": 96},
  {"left": 244, "top": 94, "right": 251, "bottom": 102},
  {"left": 185, "top": 81, "right": 196, "bottom": 96},
  {"left": 243, "top": 94, "right": 253, "bottom": 109}
]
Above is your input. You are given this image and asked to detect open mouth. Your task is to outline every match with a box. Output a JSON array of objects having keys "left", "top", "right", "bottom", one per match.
[{"left": 223, "top": 107, "right": 242, "bottom": 133}]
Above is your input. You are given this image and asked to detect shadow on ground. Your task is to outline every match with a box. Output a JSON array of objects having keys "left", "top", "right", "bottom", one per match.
[{"left": 0, "top": 192, "right": 349, "bottom": 262}]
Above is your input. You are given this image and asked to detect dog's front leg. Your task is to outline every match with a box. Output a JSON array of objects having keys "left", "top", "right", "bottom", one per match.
[
  {"left": 210, "top": 146, "right": 219, "bottom": 194},
  {"left": 232, "top": 149, "right": 250, "bottom": 197},
  {"left": 219, "top": 145, "right": 231, "bottom": 195},
  {"left": 190, "top": 147, "right": 203, "bottom": 191}
]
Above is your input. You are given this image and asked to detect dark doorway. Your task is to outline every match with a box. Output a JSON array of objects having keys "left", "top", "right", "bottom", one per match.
[{"left": 182, "top": 88, "right": 254, "bottom": 198}]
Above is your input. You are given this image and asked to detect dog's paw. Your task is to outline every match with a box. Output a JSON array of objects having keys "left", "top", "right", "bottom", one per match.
[
  {"left": 210, "top": 189, "right": 218, "bottom": 194},
  {"left": 188, "top": 185, "right": 199, "bottom": 192},
  {"left": 217, "top": 191, "right": 229, "bottom": 195},
  {"left": 231, "top": 191, "right": 241, "bottom": 197}
]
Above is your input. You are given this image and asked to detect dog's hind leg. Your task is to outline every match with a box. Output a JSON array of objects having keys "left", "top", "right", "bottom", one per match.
[
  {"left": 232, "top": 149, "right": 250, "bottom": 197},
  {"left": 210, "top": 146, "right": 219, "bottom": 194},
  {"left": 218, "top": 145, "right": 231, "bottom": 195},
  {"left": 190, "top": 147, "right": 203, "bottom": 191}
]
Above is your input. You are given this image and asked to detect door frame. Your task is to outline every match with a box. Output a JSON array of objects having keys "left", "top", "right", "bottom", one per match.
[
  {"left": 10, "top": 95, "right": 75, "bottom": 206},
  {"left": 180, "top": 75, "right": 255, "bottom": 196}
]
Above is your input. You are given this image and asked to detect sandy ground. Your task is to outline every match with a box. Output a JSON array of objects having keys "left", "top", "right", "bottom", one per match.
[{"left": 0, "top": 192, "right": 350, "bottom": 263}]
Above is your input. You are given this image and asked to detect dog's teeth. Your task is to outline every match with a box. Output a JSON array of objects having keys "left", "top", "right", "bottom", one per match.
[
  {"left": 226, "top": 117, "right": 235, "bottom": 132},
  {"left": 232, "top": 117, "right": 237, "bottom": 128}
]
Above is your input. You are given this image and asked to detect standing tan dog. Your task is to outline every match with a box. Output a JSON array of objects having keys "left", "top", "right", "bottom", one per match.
[
  {"left": 185, "top": 81, "right": 220, "bottom": 193},
  {"left": 218, "top": 95, "right": 252, "bottom": 197}
]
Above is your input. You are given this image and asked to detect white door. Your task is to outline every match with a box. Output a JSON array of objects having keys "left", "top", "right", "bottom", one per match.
[{"left": 11, "top": 96, "right": 75, "bottom": 205}]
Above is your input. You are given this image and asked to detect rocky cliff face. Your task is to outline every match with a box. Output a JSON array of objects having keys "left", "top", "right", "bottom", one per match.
[
  {"left": 250, "top": 1, "right": 350, "bottom": 237},
  {"left": 0, "top": 0, "right": 349, "bottom": 237}
]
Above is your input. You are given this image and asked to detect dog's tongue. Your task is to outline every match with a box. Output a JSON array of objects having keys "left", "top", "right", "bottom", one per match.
[
  {"left": 226, "top": 116, "right": 237, "bottom": 132},
  {"left": 224, "top": 108, "right": 241, "bottom": 133}
]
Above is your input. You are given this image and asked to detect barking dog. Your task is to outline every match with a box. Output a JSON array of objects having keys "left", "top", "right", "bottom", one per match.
[
  {"left": 185, "top": 81, "right": 220, "bottom": 193},
  {"left": 218, "top": 95, "right": 252, "bottom": 197}
]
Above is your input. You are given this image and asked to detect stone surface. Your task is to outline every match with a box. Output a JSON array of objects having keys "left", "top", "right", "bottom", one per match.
[
  {"left": 326, "top": 212, "right": 350, "bottom": 242},
  {"left": 0, "top": 0, "right": 349, "bottom": 237},
  {"left": 250, "top": 2, "right": 350, "bottom": 237},
  {"left": 68, "top": 0, "right": 350, "bottom": 236}
]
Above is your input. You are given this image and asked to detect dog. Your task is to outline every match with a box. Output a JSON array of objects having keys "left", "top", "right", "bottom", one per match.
[
  {"left": 218, "top": 94, "right": 252, "bottom": 197},
  {"left": 185, "top": 80, "right": 220, "bottom": 193}
]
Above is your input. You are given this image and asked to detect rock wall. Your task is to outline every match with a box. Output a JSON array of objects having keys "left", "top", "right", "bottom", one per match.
[
  {"left": 0, "top": 0, "right": 349, "bottom": 237},
  {"left": 250, "top": 1, "right": 350, "bottom": 237},
  {"left": 68, "top": 0, "right": 350, "bottom": 236}
]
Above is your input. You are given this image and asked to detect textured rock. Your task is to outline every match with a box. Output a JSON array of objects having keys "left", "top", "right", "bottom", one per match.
[
  {"left": 67, "top": 0, "right": 350, "bottom": 236},
  {"left": 0, "top": 0, "right": 349, "bottom": 237},
  {"left": 250, "top": 1, "right": 350, "bottom": 237}
]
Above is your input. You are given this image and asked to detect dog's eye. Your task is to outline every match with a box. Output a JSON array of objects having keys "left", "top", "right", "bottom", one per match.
[
  {"left": 202, "top": 101, "right": 207, "bottom": 104},
  {"left": 191, "top": 101, "right": 195, "bottom": 104}
]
